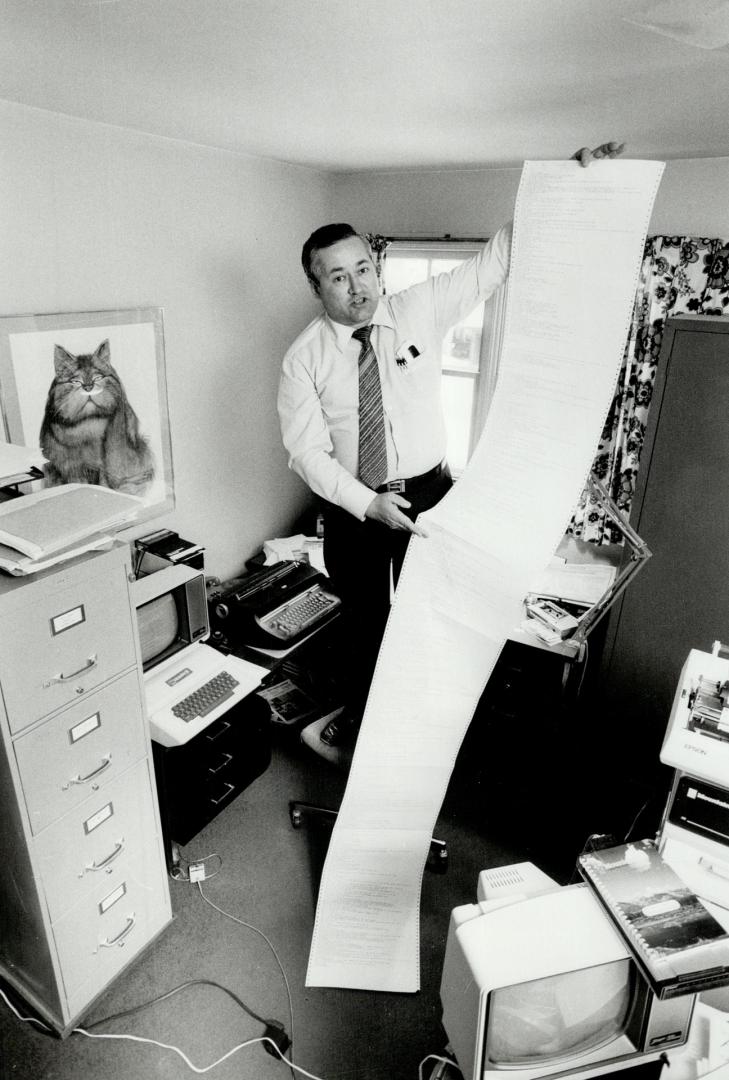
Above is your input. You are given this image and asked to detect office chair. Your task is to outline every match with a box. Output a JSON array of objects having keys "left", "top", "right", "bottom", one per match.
[{"left": 288, "top": 800, "right": 449, "bottom": 873}]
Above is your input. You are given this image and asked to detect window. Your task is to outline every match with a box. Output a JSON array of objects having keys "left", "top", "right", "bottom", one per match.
[{"left": 382, "top": 243, "right": 505, "bottom": 474}]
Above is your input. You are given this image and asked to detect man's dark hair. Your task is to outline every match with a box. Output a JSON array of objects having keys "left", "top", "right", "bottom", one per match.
[{"left": 302, "top": 223, "right": 360, "bottom": 288}]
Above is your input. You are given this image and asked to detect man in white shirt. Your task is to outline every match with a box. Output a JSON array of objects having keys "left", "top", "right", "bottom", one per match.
[{"left": 278, "top": 141, "right": 624, "bottom": 749}]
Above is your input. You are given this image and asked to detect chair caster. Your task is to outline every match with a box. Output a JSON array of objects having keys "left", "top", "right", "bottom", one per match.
[{"left": 289, "top": 800, "right": 449, "bottom": 873}]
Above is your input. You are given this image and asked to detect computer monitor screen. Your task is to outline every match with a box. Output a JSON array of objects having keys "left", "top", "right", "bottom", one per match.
[
  {"left": 132, "top": 563, "right": 209, "bottom": 672},
  {"left": 440, "top": 885, "right": 695, "bottom": 1080},
  {"left": 137, "top": 592, "right": 179, "bottom": 668},
  {"left": 486, "top": 960, "right": 630, "bottom": 1066}
]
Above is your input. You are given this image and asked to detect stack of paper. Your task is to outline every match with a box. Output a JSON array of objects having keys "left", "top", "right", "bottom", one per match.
[
  {"left": 0, "top": 442, "right": 46, "bottom": 487},
  {"left": 531, "top": 557, "right": 617, "bottom": 606},
  {"left": 0, "top": 484, "right": 142, "bottom": 575}
]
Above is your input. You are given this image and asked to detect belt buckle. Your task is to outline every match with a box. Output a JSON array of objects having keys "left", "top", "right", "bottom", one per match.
[{"left": 386, "top": 479, "right": 406, "bottom": 493}]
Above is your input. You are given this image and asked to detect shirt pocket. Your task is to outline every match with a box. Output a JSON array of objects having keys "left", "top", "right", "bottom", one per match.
[{"left": 394, "top": 348, "right": 431, "bottom": 381}]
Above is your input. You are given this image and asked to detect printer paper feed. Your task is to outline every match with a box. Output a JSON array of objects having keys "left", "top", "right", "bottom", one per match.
[{"left": 306, "top": 159, "right": 665, "bottom": 992}]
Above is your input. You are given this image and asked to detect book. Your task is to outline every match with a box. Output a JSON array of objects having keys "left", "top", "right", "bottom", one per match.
[
  {"left": 577, "top": 838, "right": 729, "bottom": 999},
  {"left": 135, "top": 529, "right": 204, "bottom": 563},
  {"left": 0, "top": 484, "right": 141, "bottom": 560}
]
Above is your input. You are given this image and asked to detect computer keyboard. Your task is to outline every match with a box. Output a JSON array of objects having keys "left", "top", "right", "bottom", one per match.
[
  {"left": 171, "top": 670, "right": 240, "bottom": 722},
  {"left": 256, "top": 583, "right": 340, "bottom": 642}
]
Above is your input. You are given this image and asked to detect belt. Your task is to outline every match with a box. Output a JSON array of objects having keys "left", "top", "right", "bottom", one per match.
[{"left": 376, "top": 461, "right": 446, "bottom": 494}]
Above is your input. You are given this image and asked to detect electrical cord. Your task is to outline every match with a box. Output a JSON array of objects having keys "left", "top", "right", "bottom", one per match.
[
  {"left": 72, "top": 1025, "right": 277, "bottom": 1073},
  {"left": 5, "top": 989, "right": 729, "bottom": 1080},
  {"left": 418, "top": 1052, "right": 462, "bottom": 1079},
  {"left": 169, "top": 849, "right": 223, "bottom": 883},
  {"left": 0, "top": 984, "right": 320, "bottom": 1078},
  {"left": 79, "top": 975, "right": 293, "bottom": 1066},
  {"left": 573, "top": 636, "right": 590, "bottom": 697},
  {"left": 622, "top": 797, "right": 652, "bottom": 843},
  {"left": 197, "top": 881, "right": 296, "bottom": 1079},
  {"left": 0, "top": 986, "right": 52, "bottom": 1033},
  {"left": 81, "top": 978, "right": 269, "bottom": 1030}
]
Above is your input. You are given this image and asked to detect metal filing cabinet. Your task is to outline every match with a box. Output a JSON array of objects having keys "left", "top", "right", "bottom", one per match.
[{"left": 0, "top": 542, "right": 172, "bottom": 1034}]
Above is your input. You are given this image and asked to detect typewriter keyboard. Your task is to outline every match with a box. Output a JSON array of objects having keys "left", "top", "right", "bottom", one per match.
[
  {"left": 171, "top": 670, "right": 240, "bottom": 722},
  {"left": 258, "top": 584, "right": 340, "bottom": 641}
]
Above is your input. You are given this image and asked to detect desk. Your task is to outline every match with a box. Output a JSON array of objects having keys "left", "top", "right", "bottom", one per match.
[
  {"left": 509, "top": 534, "right": 625, "bottom": 661},
  {"left": 151, "top": 691, "right": 271, "bottom": 863}
]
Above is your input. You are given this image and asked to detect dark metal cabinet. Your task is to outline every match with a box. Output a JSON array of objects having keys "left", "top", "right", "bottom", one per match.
[
  {"left": 599, "top": 315, "right": 729, "bottom": 778},
  {"left": 152, "top": 692, "right": 271, "bottom": 856}
]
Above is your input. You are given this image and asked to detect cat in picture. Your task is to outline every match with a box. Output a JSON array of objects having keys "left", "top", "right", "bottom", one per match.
[{"left": 39, "top": 339, "right": 155, "bottom": 496}]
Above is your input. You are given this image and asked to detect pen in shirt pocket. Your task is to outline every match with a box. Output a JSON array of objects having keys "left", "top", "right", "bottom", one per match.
[{"left": 395, "top": 340, "right": 421, "bottom": 369}]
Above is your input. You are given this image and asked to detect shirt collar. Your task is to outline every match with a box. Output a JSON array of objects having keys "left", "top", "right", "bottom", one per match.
[{"left": 325, "top": 299, "right": 394, "bottom": 352}]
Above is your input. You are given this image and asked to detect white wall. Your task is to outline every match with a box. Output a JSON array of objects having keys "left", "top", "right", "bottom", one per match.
[
  {"left": 0, "top": 101, "right": 331, "bottom": 580},
  {"left": 4, "top": 105, "right": 727, "bottom": 581},
  {"left": 332, "top": 157, "right": 729, "bottom": 240}
]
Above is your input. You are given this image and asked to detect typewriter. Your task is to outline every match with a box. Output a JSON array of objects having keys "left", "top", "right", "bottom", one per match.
[{"left": 207, "top": 560, "right": 341, "bottom": 649}]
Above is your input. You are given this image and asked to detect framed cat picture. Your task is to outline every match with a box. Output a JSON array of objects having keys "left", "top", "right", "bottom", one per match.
[{"left": 0, "top": 307, "right": 174, "bottom": 521}]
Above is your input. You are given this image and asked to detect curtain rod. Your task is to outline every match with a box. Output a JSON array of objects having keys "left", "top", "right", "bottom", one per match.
[{"left": 384, "top": 235, "right": 488, "bottom": 244}]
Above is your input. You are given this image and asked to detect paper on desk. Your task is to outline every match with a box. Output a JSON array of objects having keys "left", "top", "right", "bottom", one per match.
[
  {"left": 0, "top": 483, "right": 141, "bottom": 558},
  {"left": 532, "top": 559, "right": 617, "bottom": 606},
  {"left": 0, "top": 532, "right": 115, "bottom": 576},
  {"left": 306, "top": 158, "right": 665, "bottom": 992},
  {"left": 263, "top": 533, "right": 326, "bottom": 574},
  {"left": 0, "top": 441, "right": 45, "bottom": 484}
]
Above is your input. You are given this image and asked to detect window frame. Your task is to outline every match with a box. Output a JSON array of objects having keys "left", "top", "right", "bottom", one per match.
[{"left": 382, "top": 240, "right": 507, "bottom": 473}]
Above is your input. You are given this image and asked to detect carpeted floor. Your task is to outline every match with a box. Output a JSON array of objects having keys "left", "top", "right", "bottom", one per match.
[{"left": 0, "top": 713, "right": 660, "bottom": 1080}]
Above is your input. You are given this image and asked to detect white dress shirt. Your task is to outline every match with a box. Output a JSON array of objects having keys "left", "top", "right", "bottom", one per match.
[{"left": 277, "top": 222, "right": 512, "bottom": 520}]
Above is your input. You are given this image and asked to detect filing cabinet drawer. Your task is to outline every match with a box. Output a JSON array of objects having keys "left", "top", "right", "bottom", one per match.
[
  {"left": 14, "top": 671, "right": 147, "bottom": 834},
  {"left": 34, "top": 759, "right": 160, "bottom": 923},
  {"left": 54, "top": 856, "right": 170, "bottom": 1002},
  {"left": 0, "top": 558, "right": 137, "bottom": 733},
  {"left": 0, "top": 543, "right": 173, "bottom": 1034}
]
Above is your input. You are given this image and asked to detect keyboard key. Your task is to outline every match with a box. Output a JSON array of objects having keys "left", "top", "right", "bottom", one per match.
[
  {"left": 172, "top": 671, "right": 239, "bottom": 722},
  {"left": 259, "top": 585, "right": 340, "bottom": 640}
]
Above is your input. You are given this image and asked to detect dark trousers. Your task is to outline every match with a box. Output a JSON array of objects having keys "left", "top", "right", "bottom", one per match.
[{"left": 322, "top": 466, "right": 453, "bottom": 716}]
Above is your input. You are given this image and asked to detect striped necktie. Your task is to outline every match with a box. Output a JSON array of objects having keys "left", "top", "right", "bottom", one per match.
[{"left": 353, "top": 324, "right": 388, "bottom": 490}]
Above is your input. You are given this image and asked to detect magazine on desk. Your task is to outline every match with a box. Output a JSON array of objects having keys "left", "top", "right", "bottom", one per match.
[{"left": 578, "top": 838, "right": 729, "bottom": 999}]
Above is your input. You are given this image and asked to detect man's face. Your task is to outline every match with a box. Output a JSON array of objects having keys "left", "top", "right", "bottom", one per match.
[{"left": 310, "top": 236, "right": 380, "bottom": 327}]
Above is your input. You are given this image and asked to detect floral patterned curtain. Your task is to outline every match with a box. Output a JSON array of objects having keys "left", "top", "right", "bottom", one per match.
[
  {"left": 365, "top": 233, "right": 390, "bottom": 290},
  {"left": 569, "top": 235, "right": 729, "bottom": 544}
]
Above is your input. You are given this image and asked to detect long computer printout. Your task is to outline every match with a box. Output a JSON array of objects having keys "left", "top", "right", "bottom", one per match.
[{"left": 306, "top": 159, "right": 665, "bottom": 992}]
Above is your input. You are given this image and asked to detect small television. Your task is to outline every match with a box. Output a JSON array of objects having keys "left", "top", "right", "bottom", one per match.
[
  {"left": 440, "top": 883, "right": 695, "bottom": 1080},
  {"left": 132, "top": 562, "right": 209, "bottom": 673}
]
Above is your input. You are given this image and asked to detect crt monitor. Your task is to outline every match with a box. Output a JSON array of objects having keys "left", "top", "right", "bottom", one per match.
[
  {"left": 440, "top": 884, "right": 695, "bottom": 1080},
  {"left": 132, "top": 562, "right": 209, "bottom": 673}
]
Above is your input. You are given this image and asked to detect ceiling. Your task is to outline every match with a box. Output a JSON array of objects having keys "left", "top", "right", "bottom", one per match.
[{"left": 0, "top": 0, "right": 727, "bottom": 172}]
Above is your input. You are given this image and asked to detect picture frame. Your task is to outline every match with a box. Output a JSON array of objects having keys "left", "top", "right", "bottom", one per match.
[{"left": 0, "top": 307, "right": 174, "bottom": 523}]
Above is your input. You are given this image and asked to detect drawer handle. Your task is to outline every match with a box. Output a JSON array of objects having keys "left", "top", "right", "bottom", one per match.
[
  {"left": 100, "top": 914, "right": 136, "bottom": 948},
  {"left": 62, "top": 754, "right": 112, "bottom": 789},
  {"left": 210, "top": 782, "right": 235, "bottom": 806},
  {"left": 205, "top": 719, "right": 231, "bottom": 742},
  {"left": 208, "top": 753, "right": 233, "bottom": 775},
  {"left": 52, "top": 653, "right": 98, "bottom": 683},
  {"left": 81, "top": 840, "right": 124, "bottom": 875}
]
